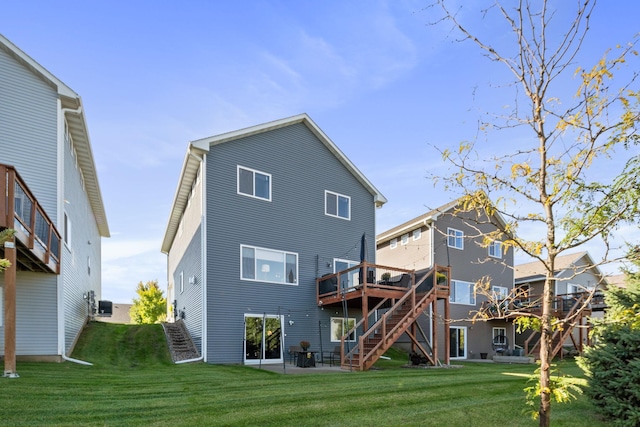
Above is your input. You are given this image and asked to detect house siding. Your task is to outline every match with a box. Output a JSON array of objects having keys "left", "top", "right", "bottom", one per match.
[
  {"left": 0, "top": 45, "right": 59, "bottom": 218},
  {"left": 61, "top": 127, "right": 102, "bottom": 353},
  {"left": 0, "top": 43, "right": 60, "bottom": 357},
  {"left": 204, "top": 122, "right": 375, "bottom": 363},
  {"left": 173, "top": 224, "right": 203, "bottom": 352},
  {"left": 0, "top": 272, "right": 58, "bottom": 356}
]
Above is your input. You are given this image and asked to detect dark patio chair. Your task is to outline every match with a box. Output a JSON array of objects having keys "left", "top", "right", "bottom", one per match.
[{"left": 288, "top": 346, "right": 302, "bottom": 365}]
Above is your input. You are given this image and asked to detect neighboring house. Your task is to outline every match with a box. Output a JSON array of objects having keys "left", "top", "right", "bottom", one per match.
[
  {"left": 161, "top": 114, "right": 386, "bottom": 365},
  {"left": 376, "top": 199, "right": 515, "bottom": 360},
  {"left": 0, "top": 34, "right": 109, "bottom": 375},
  {"left": 514, "top": 251, "right": 607, "bottom": 356}
]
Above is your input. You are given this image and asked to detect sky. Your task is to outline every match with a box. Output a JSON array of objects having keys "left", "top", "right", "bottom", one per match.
[{"left": 2, "top": 1, "right": 639, "bottom": 303}]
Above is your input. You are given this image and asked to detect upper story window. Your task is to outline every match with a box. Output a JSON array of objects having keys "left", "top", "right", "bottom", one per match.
[
  {"left": 447, "top": 228, "right": 464, "bottom": 250},
  {"left": 238, "top": 166, "right": 271, "bottom": 201},
  {"left": 241, "top": 245, "right": 298, "bottom": 285},
  {"left": 450, "top": 280, "right": 476, "bottom": 305},
  {"left": 325, "top": 191, "right": 350, "bottom": 220},
  {"left": 401, "top": 233, "right": 409, "bottom": 245},
  {"left": 390, "top": 238, "right": 397, "bottom": 249},
  {"left": 413, "top": 229, "right": 421, "bottom": 240},
  {"left": 488, "top": 240, "right": 502, "bottom": 258},
  {"left": 63, "top": 212, "right": 71, "bottom": 249}
]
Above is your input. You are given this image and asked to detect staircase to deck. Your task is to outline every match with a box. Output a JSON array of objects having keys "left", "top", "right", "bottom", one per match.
[
  {"left": 524, "top": 293, "right": 591, "bottom": 359},
  {"left": 162, "top": 320, "right": 200, "bottom": 363},
  {"left": 341, "top": 267, "right": 448, "bottom": 371}
]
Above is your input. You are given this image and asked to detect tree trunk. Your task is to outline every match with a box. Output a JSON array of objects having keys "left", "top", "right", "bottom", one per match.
[{"left": 538, "top": 275, "right": 553, "bottom": 427}]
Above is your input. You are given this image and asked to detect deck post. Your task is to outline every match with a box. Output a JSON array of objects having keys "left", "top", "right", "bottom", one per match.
[
  {"left": 432, "top": 298, "right": 438, "bottom": 364},
  {"left": 3, "top": 239, "right": 18, "bottom": 378},
  {"left": 443, "top": 297, "right": 450, "bottom": 365}
]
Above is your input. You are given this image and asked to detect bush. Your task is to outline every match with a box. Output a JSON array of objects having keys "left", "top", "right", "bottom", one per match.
[{"left": 577, "top": 276, "right": 640, "bottom": 426}]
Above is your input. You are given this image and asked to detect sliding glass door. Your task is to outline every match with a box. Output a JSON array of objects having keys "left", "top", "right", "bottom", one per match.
[{"left": 244, "top": 314, "right": 283, "bottom": 364}]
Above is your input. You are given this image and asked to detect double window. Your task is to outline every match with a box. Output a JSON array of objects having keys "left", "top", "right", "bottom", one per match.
[
  {"left": 241, "top": 245, "right": 298, "bottom": 285},
  {"left": 450, "top": 280, "right": 476, "bottom": 305},
  {"left": 447, "top": 228, "right": 464, "bottom": 249},
  {"left": 325, "top": 191, "right": 350, "bottom": 220},
  {"left": 238, "top": 166, "right": 271, "bottom": 201},
  {"left": 492, "top": 286, "right": 509, "bottom": 300},
  {"left": 488, "top": 240, "right": 502, "bottom": 258}
]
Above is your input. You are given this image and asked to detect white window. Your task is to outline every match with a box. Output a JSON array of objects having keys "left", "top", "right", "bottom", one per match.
[
  {"left": 63, "top": 212, "right": 71, "bottom": 248},
  {"left": 449, "top": 280, "right": 476, "bottom": 305},
  {"left": 238, "top": 166, "right": 271, "bottom": 201},
  {"left": 488, "top": 240, "right": 502, "bottom": 258},
  {"left": 449, "top": 326, "right": 467, "bottom": 359},
  {"left": 413, "top": 229, "right": 421, "bottom": 240},
  {"left": 390, "top": 238, "right": 397, "bottom": 249},
  {"left": 492, "top": 286, "right": 509, "bottom": 300},
  {"left": 241, "top": 245, "right": 298, "bottom": 285},
  {"left": 87, "top": 256, "right": 91, "bottom": 276},
  {"left": 493, "top": 327, "right": 507, "bottom": 344},
  {"left": 401, "top": 233, "right": 409, "bottom": 245},
  {"left": 334, "top": 259, "right": 359, "bottom": 291},
  {"left": 179, "top": 271, "right": 184, "bottom": 294},
  {"left": 331, "top": 317, "right": 356, "bottom": 342},
  {"left": 325, "top": 190, "right": 350, "bottom": 220},
  {"left": 447, "top": 228, "right": 464, "bottom": 249}
]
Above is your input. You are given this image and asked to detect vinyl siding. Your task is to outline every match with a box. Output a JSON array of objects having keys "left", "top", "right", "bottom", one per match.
[
  {"left": 173, "top": 224, "right": 203, "bottom": 352},
  {"left": 0, "top": 272, "right": 58, "bottom": 356},
  {"left": 61, "top": 128, "right": 102, "bottom": 353},
  {"left": 204, "top": 122, "right": 376, "bottom": 363},
  {"left": 0, "top": 45, "right": 58, "bottom": 218}
]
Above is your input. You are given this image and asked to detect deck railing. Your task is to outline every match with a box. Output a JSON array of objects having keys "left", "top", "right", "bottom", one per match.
[{"left": 0, "top": 164, "right": 61, "bottom": 274}]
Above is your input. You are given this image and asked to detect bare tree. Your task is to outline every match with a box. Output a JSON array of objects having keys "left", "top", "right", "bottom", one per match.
[{"left": 428, "top": 1, "right": 640, "bottom": 425}]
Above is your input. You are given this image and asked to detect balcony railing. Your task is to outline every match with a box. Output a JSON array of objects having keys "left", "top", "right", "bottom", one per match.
[
  {"left": 317, "top": 262, "right": 450, "bottom": 306},
  {"left": 0, "top": 164, "right": 61, "bottom": 274}
]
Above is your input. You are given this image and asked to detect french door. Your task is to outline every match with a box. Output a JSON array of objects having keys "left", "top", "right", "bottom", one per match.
[
  {"left": 449, "top": 326, "right": 467, "bottom": 359},
  {"left": 244, "top": 314, "right": 283, "bottom": 364}
]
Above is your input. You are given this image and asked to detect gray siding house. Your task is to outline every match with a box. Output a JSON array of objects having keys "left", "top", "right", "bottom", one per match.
[
  {"left": 0, "top": 34, "right": 109, "bottom": 373},
  {"left": 161, "top": 114, "right": 386, "bottom": 365},
  {"left": 376, "top": 199, "right": 515, "bottom": 360}
]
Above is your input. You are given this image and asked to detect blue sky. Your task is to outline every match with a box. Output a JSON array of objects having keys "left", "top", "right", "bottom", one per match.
[{"left": 2, "top": 1, "right": 638, "bottom": 303}]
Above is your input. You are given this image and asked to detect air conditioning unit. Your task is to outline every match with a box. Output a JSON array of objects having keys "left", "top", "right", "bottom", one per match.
[{"left": 97, "top": 300, "right": 113, "bottom": 316}]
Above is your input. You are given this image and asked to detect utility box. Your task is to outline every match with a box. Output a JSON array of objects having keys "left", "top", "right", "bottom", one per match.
[{"left": 98, "top": 300, "right": 113, "bottom": 316}]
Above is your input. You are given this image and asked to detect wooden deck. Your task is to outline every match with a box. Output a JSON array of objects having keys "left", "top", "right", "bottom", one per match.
[{"left": 0, "top": 164, "right": 61, "bottom": 274}]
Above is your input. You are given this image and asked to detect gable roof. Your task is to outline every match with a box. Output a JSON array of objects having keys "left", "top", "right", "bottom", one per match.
[
  {"left": 514, "top": 251, "right": 604, "bottom": 283},
  {"left": 376, "top": 197, "right": 508, "bottom": 243},
  {"left": 161, "top": 113, "right": 387, "bottom": 253},
  {"left": 0, "top": 34, "right": 109, "bottom": 237}
]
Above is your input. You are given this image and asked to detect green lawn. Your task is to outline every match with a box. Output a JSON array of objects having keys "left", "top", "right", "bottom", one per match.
[{"left": 0, "top": 323, "right": 605, "bottom": 426}]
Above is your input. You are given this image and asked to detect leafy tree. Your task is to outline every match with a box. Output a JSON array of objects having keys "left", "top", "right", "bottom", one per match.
[
  {"left": 130, "top": 280, "right": 167, "bottom": 324},
  {"left": 428, "top": 1, "right": 640, "bottom": 425},
  {"left": 577, "top": 251, "right": 640, "bottom": 426}
]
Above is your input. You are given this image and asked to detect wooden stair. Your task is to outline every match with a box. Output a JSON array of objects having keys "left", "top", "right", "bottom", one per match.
[
  {"left": 162, "top": 320, "right": 200, "bottom": 362},
  {"left": 341, "top": 267, "right": 448, "bottom": 371},
  {"left": 524, "top": 293, "right": 591, "bottom": 359}
]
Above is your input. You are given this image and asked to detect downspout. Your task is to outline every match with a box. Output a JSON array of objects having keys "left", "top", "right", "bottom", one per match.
[
  {"left": 200, "top": 151, "right": 207, "bottom": 363},
  {"left": 175, "top": 354, "right": 204, "bottom": 364},
  {"left": 59, "top": 105, "right": 93, "bottom": 367}
]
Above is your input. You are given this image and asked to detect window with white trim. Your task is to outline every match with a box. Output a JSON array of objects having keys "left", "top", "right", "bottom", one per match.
[
  {"left": 449, "top": 280, "right": 476, "bottom": 305},
  {"left": 492, "top": 286, "right": 508, "bottom": 300},
  {"left": 179, "top": 271, "right": 184, "bottom": 294},
  {"left": 401, "top": 233, "right": 409, "bottom": 245},
  {"left": 331, "top": 317, "right": 356, "bottom": 342},
  {"left": 238, "top": 166, "right": 271, "bottom": 201},
  {"left": 241, "top": 245, "right": 298, "bottom": 285},
  {"left": 493, "top": 327, "right": 507, "bottom": 344},
  {"left": 488, "top": 240, "right": 502, "bottom": 258},
  {"left": 390, "top": 238, "right": 397, "bottom": 249},
  {"left": 325, "top": 190, "right": 350, "bottom": 220},
  {"left": 413, "top": 229, "right": 421, "bottom": 240},
  {"left": 447, "top": 228, "right": 464, "bottom": 249}
]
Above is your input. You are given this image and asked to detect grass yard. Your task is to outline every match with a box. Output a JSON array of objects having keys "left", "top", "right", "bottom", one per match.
[{"left": 0, "top": 323, "right": 605, "bottom": 426}]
